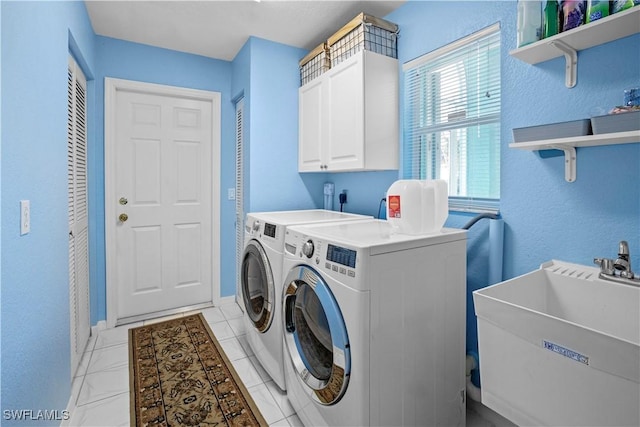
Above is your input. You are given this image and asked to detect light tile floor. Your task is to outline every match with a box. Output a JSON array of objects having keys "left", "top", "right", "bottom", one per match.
[
  {"left": 65, "top": 301, "right": 302, "bottom": 427},
  {"left": 64, "top": 300, "right": 500, "bottom": 427}
]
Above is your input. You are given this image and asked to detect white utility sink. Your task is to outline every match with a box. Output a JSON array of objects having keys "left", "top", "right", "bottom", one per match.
[{"left": 474, "top": 260, "right": 640, "bottom": 427}]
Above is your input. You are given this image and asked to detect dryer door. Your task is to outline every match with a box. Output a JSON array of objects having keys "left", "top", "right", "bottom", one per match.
[
  {"left": 282, "top": 265, "right": 350, "bottom": 405},
  {"left": 241, "top": 239, "right": 274, "bottom": 332}
]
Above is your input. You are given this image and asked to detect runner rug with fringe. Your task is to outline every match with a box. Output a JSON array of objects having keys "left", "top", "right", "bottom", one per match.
[{"left": 128, "top": 313, "right": 267, "bottom": 426}]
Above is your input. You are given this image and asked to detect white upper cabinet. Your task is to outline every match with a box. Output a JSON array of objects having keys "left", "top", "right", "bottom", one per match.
[{"left": 299, "top": 50, "right": 399, "bottom": 172}]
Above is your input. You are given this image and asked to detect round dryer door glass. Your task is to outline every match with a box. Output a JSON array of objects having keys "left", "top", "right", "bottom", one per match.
[
  {"left": 241, "top": 240, "right": 274, "bottom": 332},
  {"left": 283, "top": 265, "right": 350, "bottom": 406},
  {"left": 292, "top": 283, "right": 333, "bottom": 381}
]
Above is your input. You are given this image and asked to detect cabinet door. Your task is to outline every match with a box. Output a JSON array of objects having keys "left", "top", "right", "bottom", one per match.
[
  {"left": 325, "top": 56, "right": 364, "bottom": 171},
  {"left": 298, "top": 78, "right": 325, "bottom": 172}
]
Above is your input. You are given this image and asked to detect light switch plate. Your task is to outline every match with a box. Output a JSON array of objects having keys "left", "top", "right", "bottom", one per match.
[
  {"left": 227, "top": 188, "right": 236, "bottom": 200},
  {"left": 20, "top": 200, "right": 30, "bottom": 235}
]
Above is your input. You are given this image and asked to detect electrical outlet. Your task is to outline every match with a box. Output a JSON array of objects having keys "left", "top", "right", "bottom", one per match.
[
  {"left": 227, "top": 188, "right": 236, "bottom": 200},
  {"left": 339, "top": 190, "right": 348, "bottom": 204},
  {"left": 20, "top": 200, "right": 30, "bottom": 235}
]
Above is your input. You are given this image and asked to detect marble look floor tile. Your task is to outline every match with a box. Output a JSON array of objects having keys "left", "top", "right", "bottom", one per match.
[
  {"left": 286, "top": 414, "right": 303, "bottom": 426},
  {"left": 230, "top": 357, "right": 263, "bottom": 389},
  {"left": 84, "top": 333, "right": 97, "bottom": 354},
  {"left": 143, "top": 314, "right": 183, "bottom": 325},
  {"left": 68, "top": 374, "right": 85, "bottom": 409},
  {"left": 265, "top": 380, "right": 295, "bottom": 418},
  {"left": 249, "top": 355, "right": 272, "bottom": 382},
  {"left": 86, "top": 343, "right": 128, "bottom": 374},
  {"left": 467, "top": 408, "right": 495, "bottom": 427},
  {"left": 65, "top": 307, "right": 302, "bottom": 426},
  {"left": 201, "top": 306, "right": 226, "bottom": 324},
  {"left": 228, "top": 316, "right": 246, "bottom": 336},
  {"left": 94, "top": 323, "right": 139, "bottom": 350},
  {"left": 77, "top": 364, "right": 129, "bottom": 406},
  {"left": 237, "top": 333, "right": 254, "bottom": 357},
  {"left": 209, "top": 320, "right": 235, "bottom": 341},
  {"left": 220, "top": 303, "right": 244, "bottom": 320},
  {"left": 74, "top": 349, "right": 92, "bottom": 378},
  {"left": 247, "top": 383, "right": 285, "bottom": 425},
  {"left": 67, "top": 392, "right": 129, "bottom": 427},
  {"left": 218, "top": 337, "right": 248, "bottom": 361}
]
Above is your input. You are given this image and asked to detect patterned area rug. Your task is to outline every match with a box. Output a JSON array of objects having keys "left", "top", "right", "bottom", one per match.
[{"left": 128, "top": 313, "right": 267, "bottom": 426}]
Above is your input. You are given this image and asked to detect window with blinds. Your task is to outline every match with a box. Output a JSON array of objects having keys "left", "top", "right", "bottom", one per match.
[{"left": 403, "top": 24, "right": 501, "bottom": 213}]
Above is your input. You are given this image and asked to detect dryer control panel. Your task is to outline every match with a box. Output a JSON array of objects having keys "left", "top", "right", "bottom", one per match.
[
  {"left": 326, "top": 244, "right": 357, "bottom": 268},
  {"left": 298, "top": 237, "right": 358, "bottom": 279},
  {"left": 284, "top": 228, "right": 366, "bottom": 288}
]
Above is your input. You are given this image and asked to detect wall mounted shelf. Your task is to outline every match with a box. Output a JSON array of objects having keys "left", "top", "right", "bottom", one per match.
[
  {"left": 509, "top": 7, "right": 640, "bottom": 88},
  {"left": 509, "top": 130, "right": 640, "bottom": 182}
]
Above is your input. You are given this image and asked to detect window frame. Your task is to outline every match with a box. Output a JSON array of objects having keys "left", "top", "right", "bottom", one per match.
[{"left": 402, "top": 23, "right": 501, "bottom": 214}]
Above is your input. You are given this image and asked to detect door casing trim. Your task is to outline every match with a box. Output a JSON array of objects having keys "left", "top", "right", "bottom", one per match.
[{"left": 104, "top": 77, "right": 222, "bottom": 328}]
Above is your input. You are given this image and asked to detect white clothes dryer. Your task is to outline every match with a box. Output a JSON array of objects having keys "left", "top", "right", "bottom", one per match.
[
  {"left": 281, "top": 219, "right": 467, "bottom": 426},
  {"left": 240, "top": 210, "right": 371, "bottom": 391}
]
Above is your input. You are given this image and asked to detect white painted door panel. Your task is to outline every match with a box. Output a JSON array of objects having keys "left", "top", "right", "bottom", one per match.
[{"left": 115, "top": 90, "right": 213, "bottom": 319}]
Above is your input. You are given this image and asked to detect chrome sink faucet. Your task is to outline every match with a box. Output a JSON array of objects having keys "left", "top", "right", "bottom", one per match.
[
  {"left": 613, "top": 240, "right": 633, "bottom": 278},
  {"left": 594, "top": 240, "right": 639, "bottom": 287}
]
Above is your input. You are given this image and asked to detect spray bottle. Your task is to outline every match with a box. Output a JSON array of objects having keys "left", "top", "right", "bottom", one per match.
[{"left": 543, "top": 1, "right": 560, "bottom": 38}]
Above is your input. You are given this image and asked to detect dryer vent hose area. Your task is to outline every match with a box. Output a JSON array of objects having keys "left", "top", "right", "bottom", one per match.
[{"left": 461, "top": 213, "right": 499, "bottom": 230}]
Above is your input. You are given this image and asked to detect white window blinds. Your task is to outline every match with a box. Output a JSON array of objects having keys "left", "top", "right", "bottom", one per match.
[{"left": 403, "top": 24, "right": 501, "bottom": 213}]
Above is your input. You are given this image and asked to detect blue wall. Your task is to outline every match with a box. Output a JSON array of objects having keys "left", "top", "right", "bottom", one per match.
[
  {"left": 383, "top": 0, "right": 639, "bottom": 372},
  {"left": 388, "top": 0, "right": 639, "bottom": 273},
  {"left": 237, "top": 37, "right": 327, "bottom": 214},
  {"left": 1, "top": 0, "right": 95, "bottom": 421},
  {"left": 1, "top": 0, "right": 638, "bottom": 418}
]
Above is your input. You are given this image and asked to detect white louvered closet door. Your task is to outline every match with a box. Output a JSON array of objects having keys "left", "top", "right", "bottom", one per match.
[
  {"left": 235, "top": 97, "right": 245, "bottom": 308},
  {"left": 68, "top": 56, "right": 90, "bottom": 378}
]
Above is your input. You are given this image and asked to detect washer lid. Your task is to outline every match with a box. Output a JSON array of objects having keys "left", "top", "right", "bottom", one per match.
[
  {"left": 248, "top": 209, "right": 370, "bottom": 226},
  {"left": 289, "top": 219, "right": 467, "bottom": 254}
]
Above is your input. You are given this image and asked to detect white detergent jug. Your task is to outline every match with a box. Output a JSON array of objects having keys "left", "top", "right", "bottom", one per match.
[
  {"left": 517, "top": 0, "right": 543, "bottom": 47},
  {"left": 386, "top": 179, "right": 448, "bottom": 235}
]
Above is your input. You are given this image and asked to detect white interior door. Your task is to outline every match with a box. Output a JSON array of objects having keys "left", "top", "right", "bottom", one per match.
[
  {"left": 68, "top": 56, "right": 90, "bottom": 377},
  {"left": 105, "top": 79, "right": 221, "bottom": 326}
]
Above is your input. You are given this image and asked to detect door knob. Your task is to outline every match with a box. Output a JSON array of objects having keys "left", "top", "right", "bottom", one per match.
[
  {"left": 119, "top": 197, "right": 128, "bottom": 205},
  {"left": 119, "top": 213, "right": 129, "bottom": 222}
]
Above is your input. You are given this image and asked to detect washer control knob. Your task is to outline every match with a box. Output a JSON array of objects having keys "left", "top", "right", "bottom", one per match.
[
  {"left": 302, "top": 240, "right": 314, "bottom": 258},
  {"left": 252, "top": 220, "right": 260, "bottom": 232}
]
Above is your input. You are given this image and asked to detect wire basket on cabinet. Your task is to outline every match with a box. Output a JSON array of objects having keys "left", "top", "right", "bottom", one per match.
[
  {"left": 328, "top": 12, "right": 399, "bottom": 68},
  {"left": 299, "top": 42, "right": 331, "bottom": 86}
]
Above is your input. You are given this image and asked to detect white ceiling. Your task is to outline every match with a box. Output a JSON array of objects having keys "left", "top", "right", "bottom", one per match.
[{"left": 85, "top": 0, "right": 406, "bottom": 61}]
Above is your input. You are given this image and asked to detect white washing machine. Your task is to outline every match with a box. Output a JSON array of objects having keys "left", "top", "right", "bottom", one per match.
[
  {"left": 240, "top": 209, "right": 371, "bottom": 391},
  {"left": 281, "top": 219, "right": 468, "bottom": 426}
]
